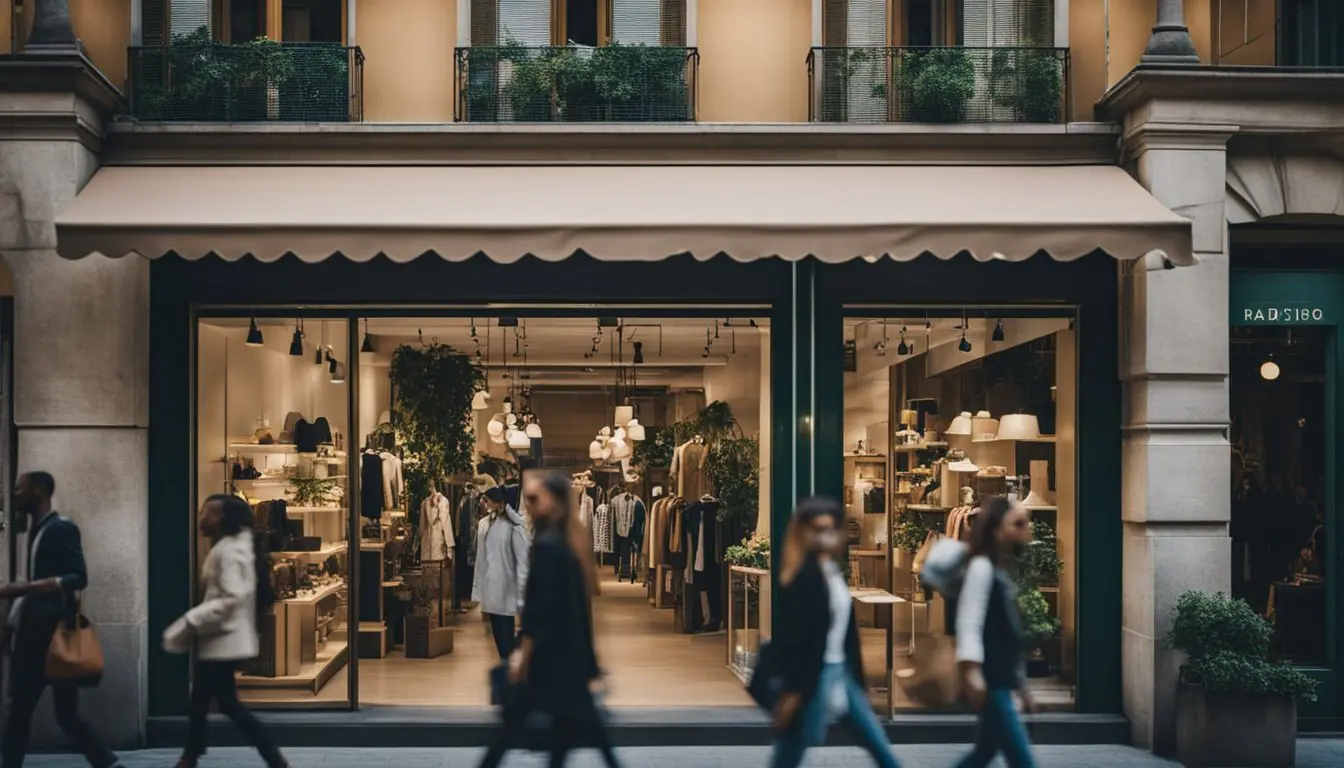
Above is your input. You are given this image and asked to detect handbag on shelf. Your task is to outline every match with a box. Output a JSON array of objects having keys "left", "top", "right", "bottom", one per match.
[{"left": 46, "top": 594, "right": 105, "bottom": 687}]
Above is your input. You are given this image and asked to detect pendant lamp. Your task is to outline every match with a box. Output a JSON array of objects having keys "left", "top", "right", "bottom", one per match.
[
  {"left": 610, "top": 437, "right": 631, "bottom": 460},
  {"left": 329, "top": 362, "right": 346, "bottom": 384},
  {"left": 971, "top": 411, "right": 999, "bottom": 443},
  {"left": 614, "top": 405, "right": 634, "bottom": 427},
  {"left": 246, "top": 318, "right": 264, "bottom": 347},
  {"left": 589, "top": 440, "right": 604, "bottom": 460},
  {"left": 508, "top": 429, "right": 531, "bottom": 450},
  {"left": 525, "top": 422, "right": 543, "bottom": 439},
  {"left": 487, "top": 418, "right": 505, "bottom": 437},
  {"left": 996, "top": 413, "right": 1041, "bottom": 441},
  {"left": 614, "top": 427, "right": 627, "bottom": 441},
  {"left": 946, "top": 411, "right": 973, "bottom": 436},
  {"left": 627, "top": 419, "right": 646, "bottom": 441},
  {"left": 472, "top": 390, "right": 490, "bottom": 411},
  {"left": 288, "top": 321, "right": 304, "bottom": 356}
]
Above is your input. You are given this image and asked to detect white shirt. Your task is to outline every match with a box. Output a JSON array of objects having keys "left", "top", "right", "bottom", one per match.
[
  {"left": 955, "top": 555, "right": 995, "bottom": 665},
  {"left": 822, "top": 559, "right": 851, "bottom": 664}
]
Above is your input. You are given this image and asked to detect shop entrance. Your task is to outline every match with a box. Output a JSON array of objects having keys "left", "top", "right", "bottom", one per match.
[{"left": 195, "top": 312, "right": 767, "bottom": 709}]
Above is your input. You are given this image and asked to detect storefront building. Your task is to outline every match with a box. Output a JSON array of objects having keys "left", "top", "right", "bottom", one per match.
[{"left": 1, "top": 0, "right": 1342, "bottom": 756}]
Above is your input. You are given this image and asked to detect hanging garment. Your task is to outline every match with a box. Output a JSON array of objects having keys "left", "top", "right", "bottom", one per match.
[
  {"left": 612, "top": 492, "right": 638, "bottom": 538},
  {"left": 676, "top": 442, "right": 710, "bottom": 500},
  {"left": 592, "top": 503, "right": 613, "bottom": 554},
  {"left": 360, "top": 451, "right": 384, "bottom": 520},
  {"left": 419, "top": 491, "right": 455, "bottom": 563},
  {"left": 380, "top": 451, "right": 404, "bottom": 511},
  {"left": 683, "top": 499, "right": 721, "bottom": 582}
]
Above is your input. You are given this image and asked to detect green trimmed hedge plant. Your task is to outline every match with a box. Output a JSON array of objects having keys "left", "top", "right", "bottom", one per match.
[{"left": 1168, "top": 591, "right": 1317, "bottom": 702}]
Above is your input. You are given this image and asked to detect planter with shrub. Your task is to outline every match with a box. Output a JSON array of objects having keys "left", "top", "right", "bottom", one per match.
[
  {"left": 896, "top": 48, "right": 975, "bottom": 123},
  {"left": 1168, "top": 591, "right": 1317, "bottom": 767}
]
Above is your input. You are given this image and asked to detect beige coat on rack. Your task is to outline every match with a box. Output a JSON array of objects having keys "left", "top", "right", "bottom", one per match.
[{"left": 419, "top": 491, "right": 454, "bottom": 563}]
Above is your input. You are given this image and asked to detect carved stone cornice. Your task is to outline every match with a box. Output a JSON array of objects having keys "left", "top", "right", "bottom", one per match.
[{"left": 0, "top": 52, "right": 124, "bottom": 151}]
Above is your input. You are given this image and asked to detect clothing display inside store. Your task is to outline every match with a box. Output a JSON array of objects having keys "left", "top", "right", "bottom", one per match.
[
  {"left": 841, "top": 313, "right": 1078, "bottom": 714},
  {"left": 194, "top": 315, "right": 769, "bottom": 708}
]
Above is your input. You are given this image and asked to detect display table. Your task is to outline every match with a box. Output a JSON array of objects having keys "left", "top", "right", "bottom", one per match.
[
  {"left": 727, "top": 565, "right": 771, "bottom": 682},
  {"left": 850, "top": 587, "right": 904, "bottom": 718}
]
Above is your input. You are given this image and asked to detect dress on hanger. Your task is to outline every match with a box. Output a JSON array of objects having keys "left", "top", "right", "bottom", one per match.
[
  {"left": 360, "top": 451, "right": 384, "bottom": 520},
  {"left": 593, "top": 500, "right": 613, "bottom": 554},
  {"left": 380, "top": 451, "right": 404, "bottom": 511}
]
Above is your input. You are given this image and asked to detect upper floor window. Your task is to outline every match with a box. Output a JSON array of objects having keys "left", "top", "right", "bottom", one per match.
[
  {"left": 1279, "top": 0, "right": 1344, "bottom": 66},
  {"left": 471, "top": 0, "right": 687, "bottom": 47}
]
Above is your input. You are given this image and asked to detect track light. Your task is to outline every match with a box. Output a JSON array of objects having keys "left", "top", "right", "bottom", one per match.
[
  {"left": 959, "top": 332, "right": 972, "bottom": 353},
  {"left": 992, "top": 319, "right": 1005, "bottom": 343},
  {"left": 633, "top": 341, "right": 644, "bottom": 365},
  {"left": 246, "top": 318, "right": 264, "bottom": 347},
  {"left": 288, "top": 321, "right": 303, "bottom": 356}
]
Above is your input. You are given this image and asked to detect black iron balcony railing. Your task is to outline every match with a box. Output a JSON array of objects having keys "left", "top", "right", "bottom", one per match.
[
  {"left": 128, "top": 40, "right": 364, "bottom": 122},
  {"left": 807, "top": 46, "right": 1069, "bottom": 124},
  {"left": 455, "top": 44, "right": 698, "bottom": 122}
]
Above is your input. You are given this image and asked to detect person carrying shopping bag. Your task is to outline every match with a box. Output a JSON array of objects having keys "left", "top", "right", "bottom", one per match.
[
  {"left": 767, "top": 496, "right": 900, "bottom": 768},
  {"left": 163, "top": 494, "right": 287, "bottom": 768},
  {"left": 951, "top": 495, "right": 1039, "bottom": 768}
]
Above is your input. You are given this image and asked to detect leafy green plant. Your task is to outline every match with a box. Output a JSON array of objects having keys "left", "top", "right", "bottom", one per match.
[
  {"left": 897, "top": 48, "right": 976, "bottom": 123},
  {"left": 290, "top": 477, "right": 341, "bottom": 508},
  {"left": 389, "top": 344, "right": 485, "bottom": 506},
  {"left": 1017, "top": 587, "right": 1059, "bottom": 651},
  {"left": 1011, "top": 521, "right": 1063, "bottom": 590},
  {"left": 892, "top": 515, "right": 930, "bottom": 555},
  {"left": 1168, "top": 591, "right": 1319, "bottom": 701},
  {"left": 725, "top": 533, "right": 771, "bottom": 570},
  {"left": 706, "top": 434, "right": 760, "bottom": 531},
  {"left": 632, "top": 426, "right": 676, "bottom": 469},
  {"left": 134, "top": 26, "right": 301, "bottom": 121}
]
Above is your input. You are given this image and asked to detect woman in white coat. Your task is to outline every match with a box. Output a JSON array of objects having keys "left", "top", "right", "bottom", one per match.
[
  {"left": 165, "top": 494, "right": 287, "bottom": 768},
  {"left": 473, "top": 485, "right": 530, "bottom": 660}
]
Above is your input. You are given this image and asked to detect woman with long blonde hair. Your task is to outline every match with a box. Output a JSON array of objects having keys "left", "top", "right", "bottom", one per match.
[
  {"left": 478, "top": 471, "right": 621, "bottom": 768},
  {"left": 769, "top": 496, "right": 900, "bottom": 768}
]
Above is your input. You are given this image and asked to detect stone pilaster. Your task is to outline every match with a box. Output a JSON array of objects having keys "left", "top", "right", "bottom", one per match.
[
  {"left": 1117, "top": 120, "right": 1235, "bottom": 752},
  {"left": 0, "top": 54, "right": 144, "bottom": 749}
]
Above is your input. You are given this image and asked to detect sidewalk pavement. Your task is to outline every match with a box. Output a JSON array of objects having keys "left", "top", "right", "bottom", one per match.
[{"left": 21, "top": 741, "right": 1344, "bottom": 767}]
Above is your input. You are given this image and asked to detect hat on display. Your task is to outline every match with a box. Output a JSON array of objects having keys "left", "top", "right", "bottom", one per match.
[
  {"left": 948, "top": 458, "right": 980, "bottom": 473},
  {"left": 997, "top": 413, "right": 1041, "bottom": 441},
  {"left": 946, "top": 412, "right": 973, "bottom": 436},
  {"left": 971, "top": 411, "right": 1000, "bottom": 443}
]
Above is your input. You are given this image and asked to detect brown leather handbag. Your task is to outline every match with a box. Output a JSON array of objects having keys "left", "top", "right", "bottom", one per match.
[{"left": 46, "top": 595, "right": 105, "bottom": 686}]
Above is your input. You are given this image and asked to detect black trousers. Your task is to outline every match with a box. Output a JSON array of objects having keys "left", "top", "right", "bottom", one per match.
[
  {"left": 3, "top": 619, "right": 118, "bottom": 768},
  {"left": 476, "top": 693, "right": 623, "bottom": 768},
  {"left": 486, "top": 613, "right": 516, "bottom": 660},
  {"left": 184, "top": 660, "right": 285, "bottom": 767}
]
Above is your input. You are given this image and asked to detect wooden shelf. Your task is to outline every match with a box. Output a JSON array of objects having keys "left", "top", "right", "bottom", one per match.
[
  {"left": 228, "top": 443, "right": 348, "bottom": 458},
  {"left": 271, "top": 541, "right": 348, "bottom": 560},
  {"left": 237, "top": 640, "right": 348, "bottom": 693},
  {"left": 282, "top": 580, "right": 345, "bottom": 605},
  {"left": 286, "top": 506, "right": 346, "bottom": 514},
  {"left": 907, "top": 504, "right": 952, "bottom": 513}
]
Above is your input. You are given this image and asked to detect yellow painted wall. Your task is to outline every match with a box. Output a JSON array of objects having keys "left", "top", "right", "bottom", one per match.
[
  {"left": 1214, "top": 0, "right": 1276, "bottom": 65},
  {"left": 72, "top": 0, "right": 132, "bottom": 91},
  {"left": 1107, "top": 0, "right": 1155, "bottom": 89},
  {"left": 358, "top": 0, "right": 457, "bottom": 122},
  {"left": 697, "top": 0, "right": 811, "bottom": 123},
  {"left": 1, "top": 0, "right": 11, "bottom": 55},
  {"left": 1068, "top": 0, "right": 1106, "bottom": 121}
]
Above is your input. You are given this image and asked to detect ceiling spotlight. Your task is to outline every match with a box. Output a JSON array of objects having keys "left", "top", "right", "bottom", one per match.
[
  {"left": 1260, "top": 358, "right": 1280, "bottom": 381},
  {"left": 959, "top": 332, "right": 972, "bottom": 353},
  {"left": 633, "top": 341, "right": 644, "bottom": 365},
  {"left": 288, "top": 320, "right": 304, "bottom": 356},
  {"left": 246, "top": 318, "right": 264, "bottom": 347},
  {"left": 992, "top": 318, "right": 1005, "bottom": 342},
  {"left": 361, "top": 319, "right": 375, "bottom": 354}
]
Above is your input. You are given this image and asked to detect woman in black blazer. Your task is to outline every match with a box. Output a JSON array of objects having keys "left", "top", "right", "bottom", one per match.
[
  {"left": 478, "top": 471, "right": 621, "bottom": 768},
  {"left": 770, "top": 496, "right": 900, "bottom": 768}
]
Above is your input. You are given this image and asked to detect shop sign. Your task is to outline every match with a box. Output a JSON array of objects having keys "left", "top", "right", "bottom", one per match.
[{"left": 1236, "top": 303, "right": 1328, "bottom": 325}]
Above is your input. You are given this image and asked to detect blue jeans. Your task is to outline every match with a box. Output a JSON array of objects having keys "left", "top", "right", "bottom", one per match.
[
  {"left": 770, "top": 662, "right": 900, "bottom": 768},
  {"left": 955, "top": 688, "right": 1037, "bottom": 768}
]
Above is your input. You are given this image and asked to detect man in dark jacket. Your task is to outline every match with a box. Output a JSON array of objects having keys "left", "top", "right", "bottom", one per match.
[{"left": 0, "top": 471, "right": 120, "bottom": 768}]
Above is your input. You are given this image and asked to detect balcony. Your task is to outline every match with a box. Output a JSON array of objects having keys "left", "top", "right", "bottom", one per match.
[
  {"left": 127, "top": 36, "right": 364, "bottom": 122},
  {"left": 807, "top": 46, "right": 1069, "bottom": 124},
  {"left": 455, "top": 44, "right": 698, "bottom": 122}
]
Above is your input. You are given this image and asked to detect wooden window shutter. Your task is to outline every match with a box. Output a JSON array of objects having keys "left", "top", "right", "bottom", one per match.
[
  {"left": 472, "top": 0, "right": 500, "bottom": 45},
  {"left": 660, "top": 0, "right": 687, "bottom": 47},
  {"left": 144, "top": 0, "right": 169, "bottom": 45},
  {"left": 823, "top": 0, "right": 848, "bottom": 46}
]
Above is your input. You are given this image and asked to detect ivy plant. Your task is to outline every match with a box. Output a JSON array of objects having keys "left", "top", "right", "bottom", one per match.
[{"left": 389, "top": 344, "right": 485, "bottom": 506}]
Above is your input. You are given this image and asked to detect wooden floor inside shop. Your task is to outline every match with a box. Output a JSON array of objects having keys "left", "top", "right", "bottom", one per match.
[{"left": 245, "top": 573, "right": 751, "bottom": 707}]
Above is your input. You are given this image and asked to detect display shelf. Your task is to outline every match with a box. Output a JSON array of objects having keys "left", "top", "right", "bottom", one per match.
[
  {"left": 228, "top": 443, "right": 349, "bottom": 457},
  {"left": 1025, "top": 504, "right": 1058, "bottom": 512},
  {"left": 237, "top": 640, "right": 348, "bottom": 693},
  {"left": 845, "top": 455, "right": 887, "bottom": 463},
  {"left": 283, "top": 580, "right": 345, "bottom": 605},
  {"left": 271, "top": 541, "right": 348, "bottom": 559},
  {"left": 891, "top": 442, "right": 948, "bottom": 453},
  {"left": 286, "top": 506, "right": 346, "bottom": 514},
  {"left": 906, "top": 504, "right": 952, "bottom": 513}
]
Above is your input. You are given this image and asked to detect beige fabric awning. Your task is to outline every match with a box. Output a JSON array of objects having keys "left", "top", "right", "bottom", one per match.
[{"left": 56, "top": 164, "right": 1192, "bottom": 265}]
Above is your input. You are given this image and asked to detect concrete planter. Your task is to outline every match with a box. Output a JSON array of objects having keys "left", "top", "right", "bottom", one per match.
[{"left": 1175, "top": 684, "right": 1296, "bottom": 767}]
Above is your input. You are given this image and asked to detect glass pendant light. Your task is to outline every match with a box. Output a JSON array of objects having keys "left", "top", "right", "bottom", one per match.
[{"left": 246, "top": 317, "right": 264, "bottom": 347}]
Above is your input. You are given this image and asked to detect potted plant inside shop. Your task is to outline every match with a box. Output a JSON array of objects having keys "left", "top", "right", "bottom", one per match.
[
  {"left": 1009, "top": 520, "right": 1063, "bottom": 676},
  {"left": 891, "top": 515, "right": 930, "bottom": 571},
  {"left": 1169, "top": 591, "right": 1317, "bottom": 767}
]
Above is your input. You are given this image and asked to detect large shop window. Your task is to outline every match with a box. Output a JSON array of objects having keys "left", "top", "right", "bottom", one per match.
[
  {"left": 841, "top": 310, "right": 1078, "bottom": 714},
  {"left": 1230, "top": 326, "right": 1328, "bottom": 667},
  {"left": 196, "top": 313, "right": 770, "bottom": 708}
]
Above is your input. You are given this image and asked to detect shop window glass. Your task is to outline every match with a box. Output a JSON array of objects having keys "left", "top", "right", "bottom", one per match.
[
  {"left": 1230, "top": 326, "right": 1329, "bottom": 667},
  {"left": 196, "top": 317, "right": 352, "bottom": 706},
  {"left": 842, "top": 311, "right": 1077, "bottom": 713}
]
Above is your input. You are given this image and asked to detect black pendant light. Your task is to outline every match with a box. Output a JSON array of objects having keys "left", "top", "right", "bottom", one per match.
[
  {"left": 360, "top": 319, "right": 375, "bottom": 354},
  {"left": 245, "top": 317, "right": 264, "bottom": 347},
  {"left": 289, "top": 320, "right": 304, "bottom": 356},
  {"left": 632, "top": 341, "right": 644, "bottom": 365},
  {"left": 314, "top": 322, "right": 325, "bottom": 365},
  {"left": 992, "top": 318, "right": 1005, "bottom": 343},
  {"left": 896, "top": 326, "right": 909, "bottom": 356}
]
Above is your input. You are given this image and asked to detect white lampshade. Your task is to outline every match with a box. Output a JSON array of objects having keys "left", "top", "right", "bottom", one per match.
[
  {"left": 600, "top": 426, "right": 612, "bottom": 437},
  {"left": 614, "top": 427, "right": 627, "bottom": 441},
  {"left": 589, "top": 440, "right": 604, "bottom": 460},
  {"left": 525, "top": 422, "right": 543, "bottom": 439},
  {"left": 506, "top": 413, "right": 518, "bottom": 427},
  {"left": 1022, "top": 489, "right": 1053, "bottom": 509},
  {"left": 490, "top": 433, "right": 506, "bottom": 444},
  {"left": 971, "top": 413, "right": 1000, "bottom": 443},
  {"left": 472, "top": 390, "right": 490, "bottom": 411},
  {"left": 487, "top": 418, "right": 505, "bottom": 437},
  {"left": 508, "top": 429, "right": 531, "bottom": 450},
  {"left": 946, "top": 411, "right": 973, "bottom": 436},
  {"left": 503, "top": 400, "right": 513, "bottom": 414},
  {"left": 614, "top": 405, "right": 634, "bottom": 427},
  {"left": 948, "top": 459, "right": 980, "bottom": 473},
  {"left": 601, "top": 446, "right": 613, "bottom": 460},
  {"left": 997, "top": 413, "right": 1041, "bottom": 441},
  {"left": 610, "top": 437, "right": 631, "bottom": 459},
  {"left": 627, "top": 421, "right": 646, "bottom": 441}
]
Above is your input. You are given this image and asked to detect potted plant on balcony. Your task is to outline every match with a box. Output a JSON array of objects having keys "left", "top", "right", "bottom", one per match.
[
  {"left": 990, "top": 49, "right": 1062, "bottom": 123},
  {"left": 899, "top": 47, "right": 975, "bottom": 123},
  {"left": 1169, "top": 591, "right": 1317, "bottom": 767},
  {"left": 279, "top": 44, "right": 351, "bottom": 121}
]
